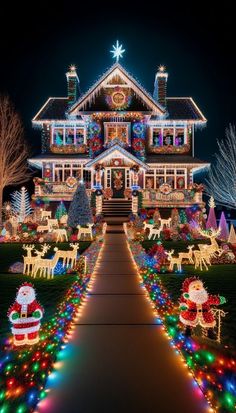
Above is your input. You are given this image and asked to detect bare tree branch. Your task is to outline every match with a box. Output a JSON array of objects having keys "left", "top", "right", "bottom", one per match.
[
  {"left": 205, "top": 124, "right": 236, "bottom": 209},
  {"left": 0, "top": 95, "right": 31, "bottom": 224}
]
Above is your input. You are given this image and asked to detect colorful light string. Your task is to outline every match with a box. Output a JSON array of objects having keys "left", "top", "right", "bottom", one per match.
[
  {"left": 128, "top": 239, "right": 236, "bottom": 413},
  {"left": 0, "top": 239, "right": 102, "bottom": 413}
]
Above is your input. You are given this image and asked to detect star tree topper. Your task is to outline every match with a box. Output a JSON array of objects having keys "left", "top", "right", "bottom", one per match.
[{"left": 110, "top": 40, "right": 125, "bottom": 62}]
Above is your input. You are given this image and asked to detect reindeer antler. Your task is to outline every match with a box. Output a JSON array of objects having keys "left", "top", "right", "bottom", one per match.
[{"left": 197, "top": 226, "right": 221, "bottom": 239}]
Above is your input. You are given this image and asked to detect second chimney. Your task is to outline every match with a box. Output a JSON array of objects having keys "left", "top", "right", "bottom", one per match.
[
  {"left": 66, "top": 65, "right": 80, "bottom": 106},
  {"left": 153, "top": 65, "right": 168, "bottom": 107}
]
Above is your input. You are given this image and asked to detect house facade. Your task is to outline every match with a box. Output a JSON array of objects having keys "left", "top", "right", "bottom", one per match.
[{"left": 29, "top": 61, "right": 209, "bottom": 212}]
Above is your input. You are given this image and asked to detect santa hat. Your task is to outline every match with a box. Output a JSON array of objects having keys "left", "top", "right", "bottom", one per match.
[
  {"left": 182, "top": 277, "right": 200, "bottom": 293},
  {"left": 18, "top": 282, "right": 35, "bottom": 290}
]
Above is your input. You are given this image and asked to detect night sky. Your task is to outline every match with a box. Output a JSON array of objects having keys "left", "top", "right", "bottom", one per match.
[{"left": 1, "top": 2, "right": 235, "bottom": 164}]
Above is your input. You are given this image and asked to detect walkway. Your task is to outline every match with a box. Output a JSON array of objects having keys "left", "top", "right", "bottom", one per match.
[{"left": 37, "top": 225, "right": 209, "bottom": 413}]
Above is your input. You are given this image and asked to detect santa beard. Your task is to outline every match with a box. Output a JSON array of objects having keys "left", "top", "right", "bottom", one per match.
[
  {"left": 189, "top": 289, "right": 208, "bottom": 304},
  {"left": 17, "top": 289, "right": 36, "bottom": 305}
]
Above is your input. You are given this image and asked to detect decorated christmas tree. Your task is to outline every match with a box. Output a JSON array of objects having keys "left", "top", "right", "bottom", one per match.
[
  {"left": 179, "top": 209, "right": 188, "bottom": 224},
  {"left": 171, "top": 208, "right": 180, "bottom": 228},
  {"left": 206, "top": 196, "right": 217, "bottom": 230},
  {"left": 68, "top": 183, "right": 93, "bottom": 227},
  {"left": 228, "top": 224, "right": 236, "bottom": 244},
  {"left": 153, "top": 208, "right": 161, "bottom": 224},
  {"left": 218, "top": 211, "right": 229, "bottom": 241},
  {"left": 55, "top": 201, "right": 67, "bottom": 220},
  {"left": 11, "top": 186, "right": 32, "bottom": 222}
]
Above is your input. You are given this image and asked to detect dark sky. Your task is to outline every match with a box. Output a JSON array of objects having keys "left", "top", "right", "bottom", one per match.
[{"left": 1, "top": 2, "right": 235, "bottom": 163}]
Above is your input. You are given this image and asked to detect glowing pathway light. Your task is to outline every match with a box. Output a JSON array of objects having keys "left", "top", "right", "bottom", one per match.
[{"left": 110, "top": 40, "right": 125, "bottom": 62}]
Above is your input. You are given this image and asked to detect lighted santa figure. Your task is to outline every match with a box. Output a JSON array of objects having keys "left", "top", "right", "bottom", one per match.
[
  {"left": 179, "top": 277, "right": 226, "bottom": 338},
  {"left": 8, "top": 282, "right": 44, "bottom": 346}
]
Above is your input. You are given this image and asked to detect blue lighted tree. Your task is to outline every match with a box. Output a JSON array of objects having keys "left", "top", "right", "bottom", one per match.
[
  {"left": 55, "top": 201, "right": 67, "bottom": 220},
  {"left": 68, "top": 183, "right": 93, "bottom": 227}
]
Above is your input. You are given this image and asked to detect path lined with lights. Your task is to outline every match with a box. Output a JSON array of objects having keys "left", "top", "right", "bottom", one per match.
[{"left": 37, "top": 225, "right": 210, "bottom": 413}]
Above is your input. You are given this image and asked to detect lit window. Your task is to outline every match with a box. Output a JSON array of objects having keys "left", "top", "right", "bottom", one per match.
[
  {"left": 105, "top": 123, "right": 130, "bottom": 145},
  {"left": 53, "top": 128, "right": 64, "bottom": 145},
  {"left": 76, "top": 128, "right": 84, "bottom": 145},
  {"left": 153, "top": 128, "right": 162, "bottom": 146},
  {"left": 65, "top": 128, "right": 75, "bottom": 145}
]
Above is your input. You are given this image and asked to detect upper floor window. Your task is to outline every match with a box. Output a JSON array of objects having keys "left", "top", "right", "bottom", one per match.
[
  {"left": 52, "top": 126, "right": 86, "bottom": 146},
  {"left": 152, "top": 127, "right": 186, "bottom": 147},
  {"left": 104, "top": 122, "right": 130, "bottom": 146}
]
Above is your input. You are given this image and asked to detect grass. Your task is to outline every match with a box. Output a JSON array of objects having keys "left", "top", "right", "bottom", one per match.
[
  {"left": 0, "top": 241, "right": 91, "bottom": 273},
  {"left": 0, "top": 241, "right": 91, "bottom": 339},
  {"left": 142, "top": 240, "right": 236, "bottom": 353}
]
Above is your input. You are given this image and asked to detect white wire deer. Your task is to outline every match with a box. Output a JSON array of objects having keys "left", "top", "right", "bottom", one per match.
[
  {"left": 32, "top": 249, "right": 60, "bottom": 279},
  {"left": 178, "top": 245, "right": 194, "bottom": 264},
  {"left": 77, "top": 224, "right": 93, "bottom": 240},
  {"left": 143, "top": 222, "right": 163, "bottom": 240},
  {"left": 22, "top": 244, "right": 35, "bottom": 275},
  {"left": 166, "top": 250, "right": 183, "bottom": 272},
  {"left": 53, "top": 228, "right": 68, "bottom": 243},
  {"left": 54, "top": 243, "right": 80, "bottom": 268}
]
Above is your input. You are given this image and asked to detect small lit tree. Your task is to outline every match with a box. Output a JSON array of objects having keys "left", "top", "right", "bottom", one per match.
[
  {"left": 55, "top": 201, "right": 67, "bottom": 220},
  {"left": 68, "top": 183, "right": 93, "bottom": 228},
  {"left": 0, "top": 95, "right": 30, "bottom": 226},
  {"left": 218, "top": 212, "right": 229, "bottom": 241},
  {"left": 205, "top": 125, "right": 236, "bottom": 209},
  {"left": 206, "top": 196, "right": 217, "bottom": 229},
  {"left": 11, "top": 186, "right": 32, "bottom": 222},
  {"left": 228, "top": 224, "right": 236, "bottom": 244}
]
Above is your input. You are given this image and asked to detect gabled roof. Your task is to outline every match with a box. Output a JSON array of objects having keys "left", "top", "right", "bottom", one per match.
[
  {"left": 69, "top": 63, "right": 165, "bottom": 115},
  {"left": 165, "top": 98, "right": 206, "bottom": 122},
  {"left": 85, "top": 144, "right": 149, "bottom": 169},
  {"left": 33, "top": 98, "right": 69, "bottom": 122}
]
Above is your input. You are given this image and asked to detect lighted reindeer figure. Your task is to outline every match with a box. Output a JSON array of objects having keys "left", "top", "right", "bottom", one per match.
[
  {"left": 77, "top": 224, "right": 93, "bottom": 240},
  {"left": 30, "top": 244, "right": 51, "bottom": 276},
  {"left": 178, "top": 245, "right": 194, "bottom": 264},
  {"left": 158, "top": 217, "right": 172, "bottom": 228},
  {"left": 53, "top": 228, "right": 68, "bottom": 243},
  {"left": 54, "top": 243, "right": 80, "bottom": 268},
  {"left": 143, "top": 222, "right": 163, "bottom": 240},
  {"left": 41, "top": 210, "right": 52, "bottom": 221},
  {"left": 32, "top": 250, "right": 61, "bottom": 279},
  {"left": 197, "top": 227, "right": 222, "bottom": 255},
  {"left": 166, "top": 250, "right": 183, "bottom": 272},
  {"left": 22, "top": 244, "right": 35, "bottom": 275}
]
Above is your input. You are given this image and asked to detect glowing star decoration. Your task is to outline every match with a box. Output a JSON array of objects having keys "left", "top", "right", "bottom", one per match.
[{"left": 110, "top": 40, "right": 125, "bottom": 62}]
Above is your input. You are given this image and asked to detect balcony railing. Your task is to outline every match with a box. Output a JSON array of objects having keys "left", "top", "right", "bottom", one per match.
[
  {"left": 142, "top": 188, "right": 203, "bottom": 207},
  {"left": 34, "top": 182, "right": 92, "bottom": 200}
]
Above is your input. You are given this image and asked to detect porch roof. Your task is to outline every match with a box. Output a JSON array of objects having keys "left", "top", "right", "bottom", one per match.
[{"left": 85, "top": 144, "right": 149, "bottom": 170}]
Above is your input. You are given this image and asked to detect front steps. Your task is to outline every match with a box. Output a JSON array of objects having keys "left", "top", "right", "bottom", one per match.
[{"left": 102, "top": 198, "right": 132, "bottom": 218}]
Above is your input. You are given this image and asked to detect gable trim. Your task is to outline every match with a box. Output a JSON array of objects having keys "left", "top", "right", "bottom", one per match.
[
  {"left": 69, "top": 63, "right": 165, "bottom": 115},
  {"left": 85, "top": 144, "right": 149, "bottom": 169}
]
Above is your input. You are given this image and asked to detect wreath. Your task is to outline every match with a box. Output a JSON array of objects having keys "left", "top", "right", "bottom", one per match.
[
  {"left": 159, "top": 183, "right": 172, "bottom": 195},
  {"left": 105, "top": 87, "right": 132, "bottom": 110},
  {"left": 133, "top": 122, "right": 145, "bottom": 136},
  {"left": 66, "top": 176, "right": 77, "bottom": 188}
]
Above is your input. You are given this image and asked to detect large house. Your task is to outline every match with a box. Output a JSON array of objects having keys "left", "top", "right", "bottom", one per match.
[{"left": 29, "top": 57, "right": 209, "bottom": 214}]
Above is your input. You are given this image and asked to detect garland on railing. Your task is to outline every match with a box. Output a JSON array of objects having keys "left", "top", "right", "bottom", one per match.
[
  {"left": 0, "top": 240, "right": 102, "bottom": 413},
  {"left": 128, "top": 240, "right": 236, "bottom": 413}
]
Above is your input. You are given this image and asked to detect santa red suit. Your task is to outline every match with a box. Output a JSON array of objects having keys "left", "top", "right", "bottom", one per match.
[
  {"left": 179, "top": 277, "right": 225, "bottom": 329},
  {"left": 8, "top": 282, "right": 44, "bottom": 346}
]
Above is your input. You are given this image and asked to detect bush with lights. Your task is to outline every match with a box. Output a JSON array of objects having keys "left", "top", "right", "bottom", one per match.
[
  {"left": 128, "top": 239, "right": 236, "bottom": 413},
  {"left": 0, "top": 239, "right": 102, "bottom": 412}
]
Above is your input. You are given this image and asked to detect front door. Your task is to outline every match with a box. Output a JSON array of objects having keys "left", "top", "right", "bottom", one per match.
[{"left": 111, "top": 168, "right": 125, "bottom": 198}]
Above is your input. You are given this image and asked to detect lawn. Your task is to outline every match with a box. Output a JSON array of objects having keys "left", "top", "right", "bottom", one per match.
[
  {"left": 142, "top": 240, "right": 236, "bottom": 353},
  {"left": 0, "top": 241, "right": 91, "bottom": 338}
]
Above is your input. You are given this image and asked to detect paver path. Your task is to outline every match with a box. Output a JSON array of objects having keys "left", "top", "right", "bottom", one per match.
[{"left": 37, "top": 226, "right": 209, "bottom": 413}]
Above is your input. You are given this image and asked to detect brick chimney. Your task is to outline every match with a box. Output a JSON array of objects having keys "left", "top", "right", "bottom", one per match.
[
  {"left": 66, "top": 65, "right": 80, "bottom": 106},
  {"left": 153, "top": 65, "right": 168, "bottom": 107}
]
